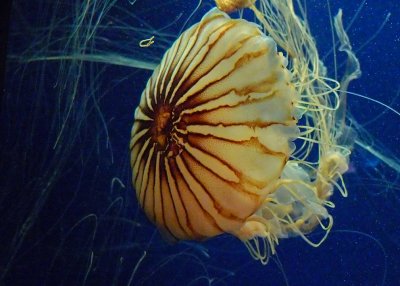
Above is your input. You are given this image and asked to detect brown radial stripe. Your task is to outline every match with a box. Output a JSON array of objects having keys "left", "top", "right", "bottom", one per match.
[
  {"left": 166, "top": 21, "right": 241, "bottom": 105},
  {"left": 181, "top": 134, "right": 268, "bottom": 191},
  {"left": 153, "top": 152, "right": 164, "bottom": 231},
  {"left": 161, "top": 26, "right": 200, "bottom": 104},
  {"left": 181, "top": 140, "right": 240, "bottom": 183},
  {"left": 142, "top": 147, "right": 156, "bottom": 222},
  {"left": 134, "top": 100, "right": 154, "bottom": 122},
  {"left": 179, "top": 92, "right": 280, "bottom": 126},
  {"left": 164, "top": 156, "right": 195, "bottom": 239},
  {"left": 134, "top": 155, "right": 146, "bottom": 203},
  {"left": 153, "top": 38, "right": 177, "bottom": 106},
  {"left": 143, "top": 68, "right": 160, "bottom": 113},
  {"left": 176, "top": 157, "right": 224, "bottom": 237},
  {"left": 159, "top": 156, "right": 188, "bottom": 239},
  {"left": 180, "top": 149, "right": 245, "bottom": 223},
  {"left": 186, "top": 130, "right": 285, "bottom": 157},
  {"left": 131, "top": 132, "right": 150, "bottom": 175},
  {"left": 171, "top": 27, "right": 261, "bottom": 108},
  {"left": 175, "top": 154, "right": 228, "bottom": 233},
  {"left": 154, "top": 155, "right": 179, "bottom": 241},
  {"left": 153, "top": 21, "right": 197, "bottom": 107},
  {"left": 139, "top": 145, "right": 155, "bottom": 208},
  {"left": 240, "top": 136, "right": 288, "bottom": 157},
  {"left": 174, "top": 46, "right": 269, "bottom": 111},
  {"left": 185, "top": 133, "right": 286, "bottom": 188},
  {"left": 144, "top": 81, "right": 155, "bottom": 113},
  {"left": 178, "top": 78, "right": 279, "bottom": 114},
  {"left": 157, "top": 35, "right": 185, "bottom": 105},
  {"left": 136, "top": 144, "right": 153, "bottom": 205},
  {"left": 180, "top": 138, "right": 263, "bottom": 196},
  {"left": 132, "top": 138, "right": 151, "bottom": 201},
  {"left": 158, "top": 13, "right": 222, "bottom": 105},
  {"left": 180, "top": 94, "right": 293, "bottom": 129},
  {"left": 171, "top": 155, "right": 217, "bottom": 239},
  {"left": 181, "top": 148, "right": 260, "bottom": 219},
  {"left": 130, "top": 125, "right": 148, "bottom": 151},
  {"left": 179, "top": 121, "right": 285, "bottom": 131}
]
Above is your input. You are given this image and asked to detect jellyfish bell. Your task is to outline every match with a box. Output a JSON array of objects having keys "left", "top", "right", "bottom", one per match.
[
  {"left": 131, "top": 2, "right": 352, "bottom": 264},
  {"left": 131, "top": 8, "right": 298, "bottom": 240}
]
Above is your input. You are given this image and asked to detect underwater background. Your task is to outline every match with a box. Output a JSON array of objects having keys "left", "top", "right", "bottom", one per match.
[{"left": 1, "top": 0, "right": 400, "bottom": 285}]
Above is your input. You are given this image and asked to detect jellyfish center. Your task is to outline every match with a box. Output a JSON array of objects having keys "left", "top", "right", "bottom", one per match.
[
  {"left": 151, "top": 105, "right": 183, "bottom": 157},
  {"left": 152, "top": 105, "right": 173, "bottom": 149}
]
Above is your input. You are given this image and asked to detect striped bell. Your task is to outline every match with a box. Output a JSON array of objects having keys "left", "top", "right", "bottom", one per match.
[{"left": 130, "top": 8, "right": 298, "bottom": 242}]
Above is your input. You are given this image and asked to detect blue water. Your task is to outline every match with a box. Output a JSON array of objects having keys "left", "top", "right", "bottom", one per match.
[{"left": 1, "top": 1, "right": 400, "bottom": 285}]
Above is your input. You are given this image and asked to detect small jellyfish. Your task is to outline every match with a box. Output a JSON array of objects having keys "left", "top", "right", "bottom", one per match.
[{"left": 214, "top": 0, "right": 255, "bottom": 13}]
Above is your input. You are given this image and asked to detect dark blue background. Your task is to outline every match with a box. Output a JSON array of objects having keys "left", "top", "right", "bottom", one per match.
[{"left": 1, "top": 1, "right": 399, "bottom": 285}]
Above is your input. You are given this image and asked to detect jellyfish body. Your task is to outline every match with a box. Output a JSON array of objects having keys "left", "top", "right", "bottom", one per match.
[
  {"left": 131, "top": 4, "right": 351, "bottom": 264},
  {"left": 130, "top": 8, "right": 298, "bottom": 241}
]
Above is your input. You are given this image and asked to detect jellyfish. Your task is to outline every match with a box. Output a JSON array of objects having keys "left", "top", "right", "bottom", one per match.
[
  {"left": 130, "top": 0, "right": 354, "bottom": 264},
  {"left": 215, "top": 0, "right": 255, "bottom": 13},
  {"left": 3, "top": 0, "right": 399, "bottom": 284}
]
